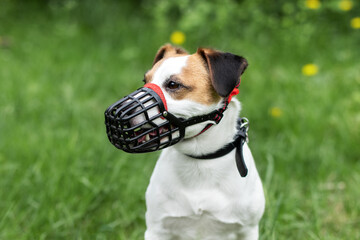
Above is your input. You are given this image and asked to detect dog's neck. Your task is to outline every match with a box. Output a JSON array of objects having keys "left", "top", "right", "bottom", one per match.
[{"left": 173, "top": 99, "right": 241, "bottom": 156}]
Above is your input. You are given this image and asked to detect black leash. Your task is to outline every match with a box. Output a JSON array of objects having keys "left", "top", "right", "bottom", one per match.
[{"left": 186, "top": 118, "right": 249, "bottom": 177}]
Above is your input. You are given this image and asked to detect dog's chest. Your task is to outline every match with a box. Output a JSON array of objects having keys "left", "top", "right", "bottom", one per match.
[
  {"left": 158, "top": 181, "right": 248, "bottom": 240},
  {"left": 146, "top": 147, "right": 264, "bottom": 239},
  {"left": 162, "top": 189, "right": 243, "bottom": 239},
  {"left": 184, "top": 188, "right": 230, "bottom": 216},
  {"left": 163, "top": 213, "right": 242, "bottom": 240}
]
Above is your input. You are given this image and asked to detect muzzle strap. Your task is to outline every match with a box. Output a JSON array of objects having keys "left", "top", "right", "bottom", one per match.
[
  {"left": 186, "top": 117, "right": 249, "bottom": 177},
  {"left": 227, "top": 83, "right": 240, "bottom": 103},
  {"left": 193, "top": 81, "right": 241, "bottom": 137},
  {"left": 105, "top": 80, "right": 242, "bottom": 153}
]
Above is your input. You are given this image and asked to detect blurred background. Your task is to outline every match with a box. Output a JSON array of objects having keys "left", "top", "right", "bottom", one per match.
[{"left": 0, "top": 0, "right": 359, "bottom": 239}]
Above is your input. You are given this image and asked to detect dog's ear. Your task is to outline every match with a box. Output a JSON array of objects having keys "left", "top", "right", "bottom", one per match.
[
  {"left": 197, "top": 48, "right": 248, "bottom": 97},
  {"left": 153, "top": 44, "right": 188, "bottom": 66}
]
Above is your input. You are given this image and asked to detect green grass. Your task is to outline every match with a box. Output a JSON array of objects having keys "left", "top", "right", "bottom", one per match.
[{"left": 1, "top": 2, "right": 360, "bottom": 239}]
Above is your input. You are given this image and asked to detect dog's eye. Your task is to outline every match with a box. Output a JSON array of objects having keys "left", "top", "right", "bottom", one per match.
[{"left": 167, "top": 81, "right": 180, "bottom": 90}]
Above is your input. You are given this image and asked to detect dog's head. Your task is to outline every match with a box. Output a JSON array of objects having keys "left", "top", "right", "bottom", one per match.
[
  {"left": 105, "top": 44, "right": 248, "bottom": 153},
  {"left": 143, "top": 44, "right": 248, "bottom": 136}
]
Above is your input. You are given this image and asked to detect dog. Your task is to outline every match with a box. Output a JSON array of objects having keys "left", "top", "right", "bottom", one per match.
[
  {"left": 137, "top": 44, "right": 265, "bottom": 240},
  {"left": 105, "top": 44, "right": 265, "bottom": 239}
]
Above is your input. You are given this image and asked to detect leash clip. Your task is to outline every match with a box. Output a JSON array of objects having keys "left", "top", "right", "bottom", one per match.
[{"left": 239, "top": 117, "right": 249, "bottom": 143}]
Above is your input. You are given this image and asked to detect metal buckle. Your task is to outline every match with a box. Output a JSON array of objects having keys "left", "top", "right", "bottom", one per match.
[
  {"left": 239, "top": 117, "right": 249, "bottom": 143},
  {"left": 239, "top": 117, "right": 249, "bottom": 129}
]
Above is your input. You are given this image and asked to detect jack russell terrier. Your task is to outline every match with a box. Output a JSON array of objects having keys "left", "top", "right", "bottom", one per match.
[{"left": 105, "top": 44, "right": 265, "bottom": 240}]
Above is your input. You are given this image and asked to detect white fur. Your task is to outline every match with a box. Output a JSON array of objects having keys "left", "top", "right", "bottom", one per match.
[
  {"left": 151, "top": 56, "right": 189, "bottom": 87},
  {"left": 144, "top": 56, "right": 265, "bottom": 240}
]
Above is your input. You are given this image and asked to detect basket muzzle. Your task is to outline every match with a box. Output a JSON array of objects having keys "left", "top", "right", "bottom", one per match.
[
  {"left": 104, "top": 83, "right": 185, "bottom": 153},
  {"left": 105, "top": 82, "right": 233, "bottom": 153}
]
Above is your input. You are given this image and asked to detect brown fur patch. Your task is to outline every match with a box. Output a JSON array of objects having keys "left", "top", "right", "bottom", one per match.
[
  {"left": 145, "top": 45, "right": 221, "bottom": 106},
  {"left": 171, "top": 54, "right": 220, "bottom": 105},
  {"left": 152, "top": 44, "right": 188, "bottom": 66},
  {"left": 145, "top": 45, "right": 188, "bottom": 83}
]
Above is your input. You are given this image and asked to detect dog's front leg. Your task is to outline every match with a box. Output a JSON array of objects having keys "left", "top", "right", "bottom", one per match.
[
  {"left": 145, "top": 189, "right": 176, "bottom": 240},
  {"left": 237, "top": 225, "right": 259, "bottom": 240},
  {"left": 145, "top": 225, "right": 175, "bottom": 240}
]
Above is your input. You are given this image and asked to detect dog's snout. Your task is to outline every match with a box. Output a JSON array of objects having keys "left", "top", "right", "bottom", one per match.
[
  {"left": 129, "top": 98, "right": 161, "bottom": 127},
  {"left": 105, "top": 86, "right": 182, "bottom": 153}
]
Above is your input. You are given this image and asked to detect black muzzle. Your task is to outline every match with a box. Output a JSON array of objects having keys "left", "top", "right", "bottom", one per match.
[{"left": 105, "top": 83, "right": 227, "bottom": 153}]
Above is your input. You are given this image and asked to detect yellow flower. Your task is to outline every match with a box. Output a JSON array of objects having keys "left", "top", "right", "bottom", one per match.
[
  {"left": 170, "top": 31, "right": 186, "bottom": 45},
  {"left": 351, "top": 17, "right": 360, "bottom": 29},
  {"left": 270, "top": 107, "right": 283, "bottom": 118},
  {"left": 339, "top": 0, "right": 353, "bottom": 11},
  {"left": 302, "top": 64, "right": 319, "bottom": 76},
  {"left": 305, "top": 0, "right": 321, "bottom": 9}
]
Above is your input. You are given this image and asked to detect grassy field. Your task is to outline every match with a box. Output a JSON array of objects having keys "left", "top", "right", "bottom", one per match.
[{"left": 1, "top": 1, "right": 360, "bottom": 239}]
